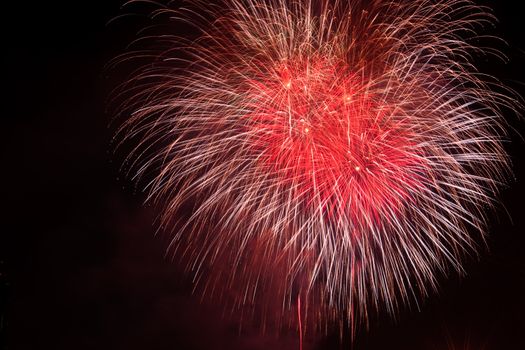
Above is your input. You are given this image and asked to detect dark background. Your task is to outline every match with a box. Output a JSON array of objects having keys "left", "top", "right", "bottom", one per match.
[{"left": 2, "top": 1, "right": 524, "bottom": 349}]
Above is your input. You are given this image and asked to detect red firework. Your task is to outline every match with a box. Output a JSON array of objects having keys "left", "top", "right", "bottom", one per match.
[{"left": 113, "top": 0, "right": 519, "bottom": 338}]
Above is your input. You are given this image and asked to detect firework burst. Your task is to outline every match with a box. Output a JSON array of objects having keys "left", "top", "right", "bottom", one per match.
[{"left": 113, "top": 0, "right": 519, "bottom": 334}]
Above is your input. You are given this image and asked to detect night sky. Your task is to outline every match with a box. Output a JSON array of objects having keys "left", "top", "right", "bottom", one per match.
[{"left": 3, "top": 1, "right": 525, "bottom": 349}]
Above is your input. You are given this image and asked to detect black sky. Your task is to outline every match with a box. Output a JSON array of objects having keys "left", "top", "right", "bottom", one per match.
[{"left": 2, "top": 1, "right": 525, "bottom": 349}]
